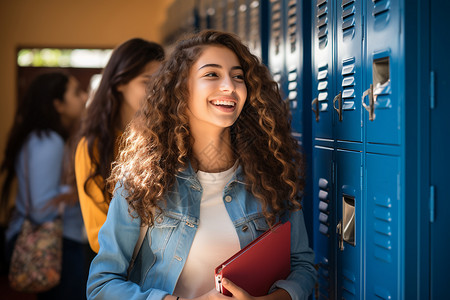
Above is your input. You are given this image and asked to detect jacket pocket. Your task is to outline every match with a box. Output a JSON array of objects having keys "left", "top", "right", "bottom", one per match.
[{"left": 151, "top": 214, "right": 181, "bottom": 253}]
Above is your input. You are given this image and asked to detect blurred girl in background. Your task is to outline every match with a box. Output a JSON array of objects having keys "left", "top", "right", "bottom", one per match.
[
  {"left": 75, "top": 38, "right": 165, "bottom": 253},
  {"left": 1, "top": 71, "right": 88, "bottom": 300}
]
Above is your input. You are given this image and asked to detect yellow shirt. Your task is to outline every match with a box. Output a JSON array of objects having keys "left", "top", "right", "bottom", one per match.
[{"left": 75, "top": 135, "right": 120, "bottom": 253}]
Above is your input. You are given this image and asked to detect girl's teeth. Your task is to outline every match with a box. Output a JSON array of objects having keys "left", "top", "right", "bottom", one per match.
[{"left": 212, "top": 100, "right": 235, "bottom": 106}]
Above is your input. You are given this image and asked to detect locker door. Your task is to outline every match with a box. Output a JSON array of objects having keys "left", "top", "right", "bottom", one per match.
[
  {"left": 335, "top": 149, "right": 362, "bottom": 300},
  {"left": 335, "top": 0, "right": 363, "bottom": 142},
  {"left": 312, "top": 0, "right": 334, "bottom": 140},
  {"left": 247, "top": 0, "right": 265, "bottom": 61},
  {"left": 365, "top": 153, "right": 401, "bottom": 299},
  {"left": 285, "top": 0, "right": 303, "bottom": 138},
  {"left": 364, "top": 0, "right": 402, "bottom": 145},
  {"left": 312, "top": 146, "right": 335, "bottom": 300},
  {"left": 430, "top": 0, "right": 450, "bottom": 297},
  {"left": 268, "top": 0, "right": 286, "bottom": 92}
]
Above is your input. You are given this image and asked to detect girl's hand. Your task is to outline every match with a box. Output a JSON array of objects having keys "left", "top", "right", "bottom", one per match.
[
  {"left": 188, "top": 279, "right": 254, "bottom": 300},
  {"left": 221, "top": 278, "right": 255, "bottom": 300}
]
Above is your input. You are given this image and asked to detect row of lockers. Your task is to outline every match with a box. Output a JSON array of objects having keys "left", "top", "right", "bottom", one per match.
[{"left": 194, "top": 0, "right": 448, "bottom": 299}]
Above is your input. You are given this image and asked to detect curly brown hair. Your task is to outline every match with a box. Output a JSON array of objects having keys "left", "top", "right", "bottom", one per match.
[{"left": 108, "top": 30, "right": 304, "bottom": 226}]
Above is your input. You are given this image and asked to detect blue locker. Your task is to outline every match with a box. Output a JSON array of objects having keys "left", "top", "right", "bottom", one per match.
[
  {"left": 429, "top": 0, "right": 450, "bottom": 298},
  {"left": 311, "top": 0, "right": 334, "bottom": 140},
  {"left": 335, "top": 0, "right": 363, "bottom": 142},
  {"left": 284, "top": 0, "right": 304, "bottom": 140},
  {"left": 247, "top": 0, "right": 266, "bottom": 62},
  {"left": 268, "top": 0, "right": 286, "bottom": 92},
  {"left": 365, "top": 153, "right": 401, "bottom": 299},
  {"left": 364, "top": 0, "right": 401, "bottom": 145},
  {"left": 312, "top": 146, "right": 335, "bottom": 300},
  {"left": 335, "top": 149, "right": 362, "bottom": 300}
]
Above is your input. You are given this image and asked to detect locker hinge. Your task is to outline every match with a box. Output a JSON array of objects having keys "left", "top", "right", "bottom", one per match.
[
  {"left": 430, "top": 71, "right": 435, "bottom": 109},
  {"left": 362, "top": 15, "right": 365, "bottom": 41},
  {"left": 332, "top": 161, "right": 335, "bottom": 185},
  {"left": 429, "top": 185, "right": 435, "bottom": 223}
]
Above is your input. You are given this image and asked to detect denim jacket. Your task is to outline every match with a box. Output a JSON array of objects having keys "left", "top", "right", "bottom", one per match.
[{"left": 87, "top": 163, "right": 317, "bottom": 300}]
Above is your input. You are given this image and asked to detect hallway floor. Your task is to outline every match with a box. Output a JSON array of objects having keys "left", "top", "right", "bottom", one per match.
[{"left": 0, "top": 274, "right": 37, "bottom": 300}]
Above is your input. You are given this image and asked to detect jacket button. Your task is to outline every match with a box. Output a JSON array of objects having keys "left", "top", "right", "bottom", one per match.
[
  {"left": 242, "top": 225, "right": 248, "bottom": 232},
  {"left": 224, "top": 195, "right": 232, "bottom": 202},
  {"left": 156, "top": 216, "right": 163, "bottom": 223}
]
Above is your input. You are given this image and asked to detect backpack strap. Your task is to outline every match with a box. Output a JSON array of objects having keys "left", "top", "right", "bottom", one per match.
[{"left": 127, "top": 224, "right": 149, "bottom": 279}]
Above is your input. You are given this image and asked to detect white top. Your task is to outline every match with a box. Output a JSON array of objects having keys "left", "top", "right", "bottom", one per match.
[{"left": 173, "top": 164, "right": 241, "bottom": 298}]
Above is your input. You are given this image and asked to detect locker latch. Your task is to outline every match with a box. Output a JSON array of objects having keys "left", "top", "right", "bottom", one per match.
[
  {"left": 362, "top": 83, "right": 375, "bottom": 121},
  {"left": 336, "top": 220, "right": 344, "bottom": 251},
  {"left": 333, "top": 91, "right": 343, "bottom": 122},
  {"left": 312, "top": 97, "right": 320, "bottom": 122}
]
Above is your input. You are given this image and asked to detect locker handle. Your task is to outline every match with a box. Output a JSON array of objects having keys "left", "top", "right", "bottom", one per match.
[
  {"left": 311, "top": 97, "right": 320, "bottom": 122},
  {"left": 362, "top": 84, "right": 376, "bottom": 121},
  {"left": 336, "top": 220, "right": 344, "bottom": 251},
  {"left": 333, "top": 92, "right": 343, "bottom": 122}
]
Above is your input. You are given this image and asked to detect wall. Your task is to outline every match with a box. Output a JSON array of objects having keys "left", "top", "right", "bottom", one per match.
[{"left": 0, "top": 0, "right": 175, "bottom": 222}]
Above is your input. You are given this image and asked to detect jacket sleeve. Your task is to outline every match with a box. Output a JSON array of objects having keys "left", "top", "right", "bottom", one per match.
[
  {"left": 75, "top": 138, "right": 109, "bottom": 253},
  {"left": 269, "top": 209, "right": 317, "bottom": 300},
  {"left": 87, "top": 185, "right": 170, "bottom": 300},
  {"left": 27, "top": 132, "right": 66, "bottom": 222}
]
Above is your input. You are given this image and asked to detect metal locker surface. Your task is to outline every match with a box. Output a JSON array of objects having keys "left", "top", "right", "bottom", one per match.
[
  {"left": 312, "top": 0, "right": 334, "bottom": 140},
  {"left": 268, "top": 0, "right": 286, "bottom": 93},
  {"left": 429, "top": 0, "right": 450, "bottom": 297},
  {"left": 312, "top": 145, "right": 335, "bottom": 300},
  {"left": 335, "top": 149, "right": 362, "bottom": 300},
  {"left": 334, "top": 0, "right": 363, "bottom": 143},
  {"left": 364, "top": 0, "right": 402, "bottom": 145},
  {"left": 284, "top": 0, "right": 303, "bottom": 138},
  {"left": 365, "top": 153, "right": 402, "bottom": 300}
]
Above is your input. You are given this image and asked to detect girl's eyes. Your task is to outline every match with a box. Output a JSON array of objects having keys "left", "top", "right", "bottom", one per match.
[
  {"left": 204, "top": 72, "right": 218, "bottom": 77},
  {"left": 203, "top": 72, "right": 245, "bottom": 81}
]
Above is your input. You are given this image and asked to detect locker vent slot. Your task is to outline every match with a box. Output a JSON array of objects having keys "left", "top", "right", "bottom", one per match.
[
  {"left": 317, "top": 0, "right": 329, "bottom": 49},
  {"left": 342, "top": 0, "right": 356, "bottom": 40},
  {"left": 249, "top": 1, "right": 261, "bottom": 55},
  {"left": 270, "top": 0, "right": 282, "bottom": 55},
  {"left": 342, "top": 268, "right": 356, "bottom": 296},
  {"left": 373, "top": 285, "right": 392, "bottom": 300},
  {"left": 373, "top": 195, "right": 393, "bottom": 263},
  {"left": 287, "top": 0, "right": 297, "bottom": 53},
  {"left": 373, "top": 0, "right": 390, "bottom": 28},
  {"left": 317, "top": 178, "right": 330, "bottom": 236},
  {"left": 318, "top": 257, "right": 331, "bottom": 299},
  {"left": 287, "top": 67, "right": 298, "bottom": 109},
  {"left": 341, "top": 57, "right": 356, "bottom": 111},
  {"left": 317, "top": 63, "right": 329, "bottom": 112},
  {"left": 237, "top": 1, "right": 247, "bottom": 40},
  {"left": 272, "top": 71, "right": 282, "bottom": 91}
]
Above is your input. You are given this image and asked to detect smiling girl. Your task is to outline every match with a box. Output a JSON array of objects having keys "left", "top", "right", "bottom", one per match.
[{"left": 87, "top": 30, "right": 316, "bottom": 300}]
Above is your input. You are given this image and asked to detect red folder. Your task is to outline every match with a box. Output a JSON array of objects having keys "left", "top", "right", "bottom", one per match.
[{"left": 214, "top": 221, "right": 291, "bottom": 297}]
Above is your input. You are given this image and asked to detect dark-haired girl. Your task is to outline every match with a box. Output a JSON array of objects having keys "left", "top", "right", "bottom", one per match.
[{"left": 75, "top": 38, "right": 165, "bottom": 253}]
